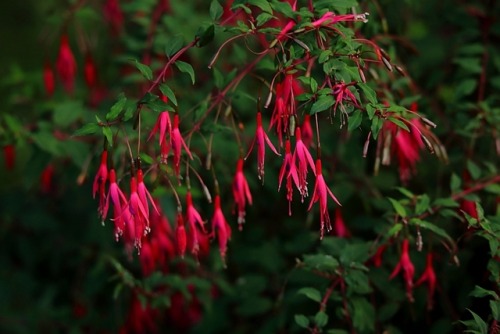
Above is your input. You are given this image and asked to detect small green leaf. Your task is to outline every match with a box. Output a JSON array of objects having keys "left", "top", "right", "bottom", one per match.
[
  {"left": 388, "top": 117, "right": 410, "bottom": 132},
  {"left": 175, "top": 61, "right": 195, "bottom": 84},
  {"left": 388, "top": 198, "right": 407, "bottom": 218},
  {"left": 331, "top": 0, "right": 358, "bottom": 9},
  {"left": 131, "top": 59, "right": 153, "bottom": 81},
  {"left": 433, "top": 197, "right": 459, "bottom": 208},
  {"left": 107, "top": 93, "right": 127, "bottom": 121},
  {"left": 102, "top": 126, "right": 113, "bottom": 147},
  {"left": 209, "top": 0, "right": 223, "bottom": 21},
  {"left": 348, "top": 110, "right": 363, "bottom": 131},
  {"left": 358, "top": 83, "right": 377, "bottom": 104},
  {"left": 196, "top": 24, "right": 215, "bottom": 47},
  {"left": 415, "top": 194, "right": 430, "bottom": 215},
  {"left": 256, "top": 12, "right": 274, "bottom": 26},
  {"left": 395, "top": 187, "right": 414, "bottom": 198},
  {"left": 466, "top": 309, "right": 488, "bottom": 334},
  {"left": 411, "top": 219, "right": 453, "bottom": 241},
  {"left": 73, "top": 123, "right": 100, "bottom": 137},
  {"left": 159, "top": 84, "right": 178, "bottom": 106},
  {"left": 466, "top": 160, "right": 481, "bottom": 180},
  {"left": 310, "top": 95, "right": 335, "bottom": 114},
  {"left": 387, "top": 223, "right": 403, "bottom": 238},
  {"left": 469, "top": 285, "right": 499, "bottom": 299},
  {"left": 297, "top": 287, "right": 322, "bottom": 302},
  {"left": 165, "top": 35, "right": 184, "bottom": 57},
  {"left": 249, "top": 0, "right": 273, "bottom": 13},
  {"left": 450, "top": 173, "right": 462, "bottom": 192},
  {"left": 491, "top": 300, "right": 500, "bottom": 321},
  {"left": 295, "top": 314, "right": 310, "bottom": 329},
  {"left": 366, "top": 103, "right": 376, "bottom": 120},
  {"left": 315, "top": 311, "right": 329, "bottom": 328},
  {"left": 370, "top": 116, "right": 383, "bottom": 139}
]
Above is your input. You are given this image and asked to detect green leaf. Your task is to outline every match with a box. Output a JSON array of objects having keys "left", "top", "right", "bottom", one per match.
[
  {"left": 455, "top": 79, "right": 477, "bottom": 98},
  {"left": 450, "top": 173, "right": 462, "bottom": 192},
  {"left": 175, "top": 61, "right": 195, "bottom": 84},
  {"left": 319, "top": 50, "right": 332, "bottom": 64},
  {"left": 491, "top": 300, "right": 500, "bottom": 321},
  {"left": 388, "top": 198, "right": 407, "bottom": 218},
  {"left": 107, "top": 93, "right": 127, "bottom": 121},
  {"left": 331, "top": 0, "right": 358, "bottom": 9},
  {"left": 131, "top": 59, "right": 153, "bottom": 81},
  {"left": 53, "top": 101, "right": 85, "bottom": 127},
  {"left": 358, "top": 83, "right": 377, "bottom": 104},
  {"left": 466, "top": 309, "right": 488, "bottom": 334},
  {"left": 348, "top": 110, "right": 363, "bottom": 131},
  {"left": 297, "top": 287, "right": 321, "bottom": 302},
  {"left": 411, "top": 219, "right": 453, "bottom": 241},
  {"left": 159, "top": 84, "right": 178, "bottom": 106},
  {"left": 433, "top": 197, "right": 459, "bottom": 208},
  {"left": 303, "top": 254, "right": 339, "bottom": 272},
  {"left": 351, "top": 297, "right": 375, "bottom": 332},
  {"left": 469, "top": 285, "right": 499, "bottom": 299},
  {"left": 466, "top": 160, "right": 481, "bottom": 180},
  {"left": 485, "top": 184, "right": 500, "bottom": 195},
  {"left": 102, "top": 126, "right": 113, "bottom": 147},
  {"left": 370, "top": 116, "right": 383, "bottom": 139},
  {"left": 31, "top": 132, "right": 61, "bottom": 156},
  {"left": 315, "top": 311, "right": 329, "bottom": 328},
  {"left": 73, "top": 123, "right": 100, "bottom": 137},
  {"left": 165, "top": 35, "right": 184, "bottom": 57},
  {"left": 310, "top": 95, "right": 335, "bottom": 114},
  {"left": 388, "top": 117, "right": 410, "bottom": 132},
  {"left": 196, "top": 24, "right": 215, "bottom": 47},
  {"left": 366, "top": 103, "right": 376, "bottom": 120},
  {"left": 256, "top": 12, "right": 274, "bottom": 26},
  {"left": 415, "top": 194, "right": 431, "bottom": 215},
  {"left": 396, "top": 187, "right": 414, "bottom": 198},
  {"left": 209, "top": 0, "right": 223, "bottom": 21},
  {"left": 249, "top": 0, "right": 273, "bottom": 13},
  {"left": 294, "top": 314, "right": 310, "bottom": 329},
  {"left": 387, "top": 223, "right": 403, "bottom": 238}
]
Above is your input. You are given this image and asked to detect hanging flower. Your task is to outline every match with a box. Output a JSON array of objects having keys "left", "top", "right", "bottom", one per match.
[
  {"left": 3, "top": 144, "right": 15, "bottom": 171},
  {"left": 40, "top": 164, "right": 55, "bottom": 194},
  {"left": 171, "top": 114, "right": 193, "bottom": 178},
  {"left": 371, "top": 244, "right": 387, "bottom": 267},
  {"left": 137, "top": 169, "right": 159, "bottom": 220},
  {"left": 175, "top": 213, "right": 187, "bottom": 258},
  {"left": 211, "top": 195, "right": 232, "bottom": 264},
  {"left": 333, "top": 208, "right": 351, "bottom": 238},
  {"left": 232, "top": 158, "right": 253, "bottom": 229},
  {"left": 43, "top": 62, "right": 55, "bottom": 97},
  {"left": 56, "top": 34, "right": 77, "bottom": 94},
  {"left": 301, "top": 114, "right": 314, "bottom": 148},
  {"left": 92, "top": 150, "right": 108, "bottom": 216},
  {"left": 128, "top": 176, "right": 150, "bottom": 248},
  {"left": 278, "top": 139, "right": 300, "bottom": 215},
  {"left": 103, "top": 0, "right": 124, "bottom": 35},
  {"left": 415, "top": 252, "right": 437, "bottom": 310},
  {"left": 84, "top": 53, "right": 98, "bottom": 89},
  {"left": 389, "top": 239, "right": 415, "bottom": 302},
  {"left": 308, "top": 159, "right": 341, "bottom": 239},
  {"left": 185, "top": 191, "right": 206, "bottom": 256},
  {"left": 245, "top": 112, "right": 280, "bottom": 181},
  {"left": 103, "top": 169, "right": 128, "bottom": 239},
  {"left": 292, "top": 127, "right": 316, "bottom": 197},
  {"left": 148, "top": 111, "right": 171, "bottom": 149}
]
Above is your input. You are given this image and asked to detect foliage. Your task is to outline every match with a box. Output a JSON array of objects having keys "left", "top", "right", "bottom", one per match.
[{"left": 0, "top": 0, "right": 499, "bottom": 333}]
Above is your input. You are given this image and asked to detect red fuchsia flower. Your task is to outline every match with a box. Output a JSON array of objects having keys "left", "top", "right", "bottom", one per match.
[
  {"left": 293, "top": 127, "right": 316, "bottom": 197},
  {"left": 103, "top": 0, "right": 124, "bottom": 35},
  {"left": 185, "top": 191, "right": 207, "bottom": 256},
  {"left": 333, "top": 208, "right": 351, "bottom": 238},
  {"left": 390, "top": 239, "right": 415, "bottom": 302},
  {"left": 103, "top": 169, "right": 128, "bottom": 239},
  {"left": 129, "top": 176, "right": 150, "bottom": 248},
  {"left": 278, "top": 139, "right": 300, "bottom": 215},
  {"left": 84, "top": 53, "right": 97, "bottom": 89},
  {"left": 120, "top": 293, "right": 158, "bottom": 334},
  {"left": 43, "top": 62, "right": 55, "bottom": 97},
  {"left": 139, "top": 240, "right": 155, "bottom": 276},
  {"left": 232, "top": 158, "right": 253, "bottom": 229},
  {"left": 274, "top": 1, "right": 297, "bottom": 43},
  {"left": 137, "top": 169, "right": 159, "bottom": 220},
  {"left": 3, "top": 144, "right": 15, "bottom": 170},
  {"left": 211, "top": 195, "right": 232, "bottom": 264},
  {"left": 148, "top": 204, "right": 176, "bottom": 269},
  {"left": 171, "top": 114, "right": 193, "bottom": 178},
  {"left": 40, "top": 164, "right": 54, "bottom": 194},
  {"left": 460, "top": 199, "right": 479, "bottom": 221},
  {"left": 311, "top": 12, "right": 369, "bottom": 29},
  {"left": 332, "top": 82, "right": 361, "bottom": 114},
  {"left": 175, "top": 212, "right": 187, "bottom": 258},
  {"left": 148, "top": 110, "right": 171, "bottom": 150},
  {"left": 371, "top": 244, "right": 387, "bottom": 267},
  {"left": 56, "top": 34, "right": 77, "bottom": 94},
  {"left": 301, "top": 114, "right": 314, "bottom": 148},
  {"left": 308, "top": 159, "right": 341, "bottom": 239},
  {"left": 93, "top": 150, "right": 108, "bottom": 216},
  {"left": 415, "top": 252, "right": 437, "bottom": 310},
  {"left": 245, "top": 112, "right": 280, "bottom": 181}
]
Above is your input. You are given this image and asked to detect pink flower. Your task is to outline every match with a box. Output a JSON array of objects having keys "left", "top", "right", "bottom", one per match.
[
  {"left": 3, "top": 144, "right": 15, "bottom": 170},
  {"left": 245, "top": 112, "right": 280, "bottom": 181},
  {"left": 211, "top": 195, "right": 232, "bottom": 264},
  {"left": 43, "top": 62, "right": 55, "bottom": 97},
  {"left": 390, "top": 239, "right": 415, "bottom": 302},
  {"left": 308, "top": 159, "right": 341, "bottom": 239},
  {"left": 415, "top": 252, "right": 437, "bottom": 310},
  {"left": 40, "top": 164, "right": 55, "bottom": 194},
  {"left": 232, "top": 159, "right": 253, "bottom": 229},
  {"left": 84, "top": 53, "right": 97, "bottom": 89},
  {"left": 93, "top": 150, "right": 108, "bottom": 216},
  {"left": 293, "top": 127, "right": 316, "bottom": 197},
  {"left": 333, "top": 208, "right": 351, "bottom": 238},
  {"left": 278, "top": 139, "right": 300, "bottom": 215},
  {"left": 185, "top": 191, "right": 206, "bottom": 256},
  {"left": 371, "top": 244, "right": 387, "bottom": 267},
  {"left": 103, "top": 0, "right": 124, "bottom": 35},
  {"left": 171, "top": 114, "right": 193, "bottom": 178},
  {"left": 332, "top": 82, "right": 361, "bottom": 114},
  {"left": 129, "top": 176, "right": 150, "bottom": 247},
  {"left": 56, "top": 34, "right": 77, "bottom": 94},
  {"left": 301, "top": 114, "right": 314, "bottom": 148},
  {"left": 137, "top": 169, "right": 159, "bottom": 220},
  {"left": 148, "top": 111, "right": 171, "bottom": 149},
  {"left": 103, "top": 169, "right": 128, "bottom": 239},
  {"left": 176, "top": 213, "right": 187, "bottom": 258}
]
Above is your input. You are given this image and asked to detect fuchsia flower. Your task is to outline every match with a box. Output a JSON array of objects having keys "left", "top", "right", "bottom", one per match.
[
  {"left": 93, "top": 150, "right": 108, "bottom": 216},
  {"left": 56, "top": 34, "right": 77, "bottom": 94},
  {"left": 332, "top": 82, "right": 361, "bottom": 114},
  {"left": 185, "top": 191, "right": 206, "bottom": 256},
  {"left": 171, "top": 114, "right": 193, "bottom": 178},
  {"left": 245, "top": 112, "right": 280, "bottom": 181},
  {"left": 232, "top": 159, "right": 253, "bottom": 229},
  {"left": 293, "top": 127, "right": 316, "bottom": 197},
  {"left": 103, "top": 0, "right": 124, "bottom": 35},
  {"left": 371, "top": 244, "right": 387, "bottom": 267},
  {"left": 308, "top": 159, "right": 341, "bottom": 239},
  {"left": 43, "top": 62, "right": 55, "bottom": 97},
  {"left": 301, "top": 114, "right": 314, "bottom": 148},
  {"left": 40, "top": 164, "right": 54, "bottom": 194},
  {"left": 278, "top": 139, "right": 299, "bottom": 215},
  {"left": 311, "top": 12, "right": 369, "bottom": 29},
  {"left": 211, "top": 195, "right": 232, "bottom": 263},
  {"left": 84, "top": 53, "right": 97, "bottom": 89},
  {"left": 415, "top": 252, "right": 437, "bottom": 310},
  {"left": 103, "top": 169, "right": 128, "bottom": 239},
  {"left": 148, "top": 110, "right": 171, "bottom": 149},
  {"left": 175, "top": 213, "right": 187, "bottom": 258},
  {"left": 3, "top": 144, "right": 15, "bottom": 170},
  {"left": 390, "top": 239, "right": 415, "bottom": 302},
  {"left": 137, "top": 169, "right": 159, "bottom": 219},
  {"left": 128, "top": 176, "right": 150, "bottom": 247},
  {"left": 333, "top": 208, "right": 351, "bottom": 238}
]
